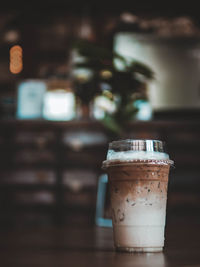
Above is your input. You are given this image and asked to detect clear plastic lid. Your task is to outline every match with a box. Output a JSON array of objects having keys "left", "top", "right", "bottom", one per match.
[{"left": 102, "top": 139, "right": 174, "bottom": 168}]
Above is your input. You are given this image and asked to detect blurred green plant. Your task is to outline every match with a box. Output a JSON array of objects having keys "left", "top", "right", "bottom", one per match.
[{"left": 72, "top": 39, "right": 154, "bottom": 137}]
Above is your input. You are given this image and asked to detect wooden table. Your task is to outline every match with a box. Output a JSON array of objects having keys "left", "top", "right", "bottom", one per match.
[{"left": 0, "top": 216, "right": 200, "bottom": 266}]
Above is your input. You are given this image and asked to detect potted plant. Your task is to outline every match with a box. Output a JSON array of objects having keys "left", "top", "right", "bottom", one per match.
[{"left": 72, "top": 39, "right": 153, "bottom": 135}]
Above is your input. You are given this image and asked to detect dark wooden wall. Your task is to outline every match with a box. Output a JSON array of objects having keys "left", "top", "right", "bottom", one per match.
[{"left": 0, "top": 119, "right": 200, "bottom": 226}]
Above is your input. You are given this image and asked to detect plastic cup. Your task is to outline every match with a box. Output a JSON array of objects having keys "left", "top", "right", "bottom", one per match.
[{"left": 102, "top": 139, "right": 173, "bottom": 252}]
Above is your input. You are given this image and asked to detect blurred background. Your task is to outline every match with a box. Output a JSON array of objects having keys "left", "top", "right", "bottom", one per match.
[{"left": 0, "top": 0, "right": 200, "bottom": 228}]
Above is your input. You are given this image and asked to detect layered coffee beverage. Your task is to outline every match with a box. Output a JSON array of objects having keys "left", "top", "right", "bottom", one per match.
[{"left": 102, "top": 140, "right": 173, "bottom": 252}]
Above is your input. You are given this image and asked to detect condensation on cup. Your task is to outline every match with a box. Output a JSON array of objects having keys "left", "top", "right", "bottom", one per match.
[{"left": 102, "top": 139, "right": 174, "bottom": 253}]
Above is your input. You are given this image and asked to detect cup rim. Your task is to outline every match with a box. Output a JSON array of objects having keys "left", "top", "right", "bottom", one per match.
[{"left": 109, "top": 139, "right": 166, "bottom": 153}]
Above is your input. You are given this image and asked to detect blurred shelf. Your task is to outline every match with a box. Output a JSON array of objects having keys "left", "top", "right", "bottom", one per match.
[
  {"left": 0, "top": 184, "right": 56, "bottom": 191},
  {"left": 0, "top": 118, "right": 200, "bottom": 226},
  {"left": 0, "top": 163, "right": 103, "bottom": 171},
  {"left": 0, "top": 163, "right": 58, "bottom": 170},
  {"left": 0, "top": 118, "right": 200, "bottom": 130},
  {"left": 0, "top": 203, "right": 95, "bottom": 212},
  {"left": 1, "top": 0, "right": 200, "bottom": 18},
  {"left": 35, "top": 51, "right": 68, "bottom": 62},
  {"left": 0, "top": 118, "right": 103, "bottom": 126},
  {"left": 0, "top": 184, "right": 96, "bottom": 192}
]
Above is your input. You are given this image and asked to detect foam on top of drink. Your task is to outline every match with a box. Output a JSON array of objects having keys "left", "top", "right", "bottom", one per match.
[
  {"left": 107, "top": 150, "right": 169, "bottom": 161},
  {"left": 103, "top": 151, "right": 173, "bottom": 168},
  {"left": 102, "top": 139, "right": 174, "bottom": 168}
]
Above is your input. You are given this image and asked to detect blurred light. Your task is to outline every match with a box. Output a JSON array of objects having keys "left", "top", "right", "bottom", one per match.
[
  {"left": 9, "top": 45, "right": 23, "bottom": 74},
  {"left": 101, "top": 83, "right": 112, "bottom": 92},
  {"left": 43, "top": 90, "right": 76, "bottom": 121},
  {"left": 73, "top": 68, "right": 93, "bottom": 83},
  {"left": 79, "top": 17, "right": 94, "bottom": 41},
  {"left": 120, "top": 13, "right": 138, "bottom": 23},
  {"left": 102, "top": 89, "right": 113, "bottom": 99},
  {"left": 100, "top": 70, "right": 112, "bottom": 79},
  {"left": 4, "top": 30, "right": 20, "bottom": 43},
  {"left": 134, "top": 100, "right": 153, "bottom": 121},
  {"left": 93, "top": 95, "right": 116, "bottom": 119},
  {"left": 63, "top": 131, "right": 107, "bottom": 147},
  {"left": 17, "top": 80, "right": 46, "bottom": 119}
]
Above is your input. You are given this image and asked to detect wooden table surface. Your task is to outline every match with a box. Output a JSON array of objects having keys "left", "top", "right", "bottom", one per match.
[{"left": 0, "top": 218, "right": 200, "bottom": 267}]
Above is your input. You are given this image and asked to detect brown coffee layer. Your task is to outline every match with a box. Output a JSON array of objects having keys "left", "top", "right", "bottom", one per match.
[
  {"left": 107, "top": 163, "right": 170, "bottom": 182},
  {"left": 110, "top": 180, "right": 168, "bottom": 205},
  {"left": 108, "top": 163, "right": 169, "bottom": 213}
]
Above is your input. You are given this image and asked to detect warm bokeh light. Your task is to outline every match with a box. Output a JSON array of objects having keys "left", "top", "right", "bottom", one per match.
[{"left": 9, "top": 45, "right": 23, "bottom": 74}]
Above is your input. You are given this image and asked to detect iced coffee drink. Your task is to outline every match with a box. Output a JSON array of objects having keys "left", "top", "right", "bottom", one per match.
[{"left": 102, "top": 140, "right": 173, "bottom": 252}]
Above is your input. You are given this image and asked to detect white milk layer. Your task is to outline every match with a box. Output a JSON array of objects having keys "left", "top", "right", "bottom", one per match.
[
  {"left": 113, "top": 225, "right": 165, "bottom": 249},
  {"left": 112, "top": 193, "right": 167, "bottom": 225},
  {"left": 111, "top": 193, "right": 167, "bottom": 249}
]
